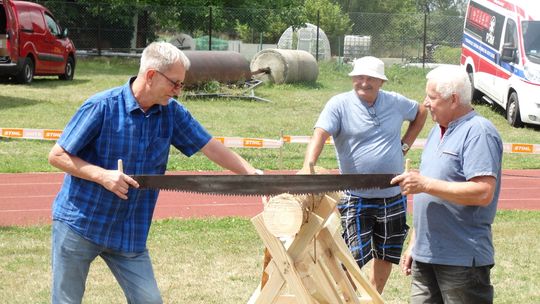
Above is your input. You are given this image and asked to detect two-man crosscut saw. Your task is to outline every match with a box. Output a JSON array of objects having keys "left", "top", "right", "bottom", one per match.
[{"left": 131, "top": 174, "right": 397, "bottom": 196}]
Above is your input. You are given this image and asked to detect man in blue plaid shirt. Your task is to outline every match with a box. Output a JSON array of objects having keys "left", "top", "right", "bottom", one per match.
[{"left": 48, "top": 42, "right": 260, "bottom": 304}]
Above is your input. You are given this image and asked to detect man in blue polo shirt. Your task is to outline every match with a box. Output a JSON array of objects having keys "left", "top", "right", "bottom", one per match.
[
  {"left": 301, "top": 56, "right": 427, "bottom": 293},
  {"left": 48, "top": 42, "right": 260, "bottom": 303},
  {"left": 392, "top": 65, "right": 503, "bottom": 303}
]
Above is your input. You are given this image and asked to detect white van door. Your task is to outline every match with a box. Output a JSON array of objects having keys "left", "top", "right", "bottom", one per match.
[{"left": 494, "top": 18, "right": 519, "bottom": 107}]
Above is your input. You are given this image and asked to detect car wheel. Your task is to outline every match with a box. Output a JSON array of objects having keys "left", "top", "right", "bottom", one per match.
[
  {"left": 59, "top": 57, "right": 75, "bottom": 80},
  {"left": 507, "top": 92, "right": 524, "bottom": 127},
  {"left": 15, "top": 57, "right": 34, "bottom": 84}
]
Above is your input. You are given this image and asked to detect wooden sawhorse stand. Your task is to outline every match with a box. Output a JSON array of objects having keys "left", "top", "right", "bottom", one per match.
[{"left": 247, "top": 193, "right": 384, "bottom": 304}]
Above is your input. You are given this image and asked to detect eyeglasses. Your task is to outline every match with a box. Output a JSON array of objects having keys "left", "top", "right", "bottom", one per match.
[
  {"left": 154, "top": 70, "right": 184, "bottom": 90},
  {"left": 367, "top": 106, "right": 380, "bottom": 126}
]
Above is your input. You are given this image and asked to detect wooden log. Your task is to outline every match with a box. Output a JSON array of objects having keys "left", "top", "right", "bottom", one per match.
[
  {"left": 262, "top": 191, "right": 342, "bottom": 237},
  {"left": 262, "top": 165, "right": 342, "bottom": 238},
  {"left": 262, "top": 193, "right": 312, "bottom": 237}
]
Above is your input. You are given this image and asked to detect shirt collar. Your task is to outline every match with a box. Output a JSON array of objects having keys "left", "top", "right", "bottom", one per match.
[
  {"left": 440, "top": 110, "right": 477, "bottom": 135},
  {"left": 123, "top": 77, "right": 162, "bottom": 115},
  {"left": 352, "top": 89, "right": 380, "bottom": 108}
]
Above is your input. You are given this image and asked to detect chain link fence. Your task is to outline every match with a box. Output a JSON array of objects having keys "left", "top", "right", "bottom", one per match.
[
  {"left": 38, "top": 1, "right": 464, "bottom": 65},
  {"left": 346, "top": 12, "right": 464, "bottom": 64}
]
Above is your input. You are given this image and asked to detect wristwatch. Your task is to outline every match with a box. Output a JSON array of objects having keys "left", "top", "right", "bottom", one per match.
[
  {"left": 401, "top": 142, "right": 410, "bottom": 152},
  {"left": 254, "top": 169, "right": 264, "bottom": 175}
]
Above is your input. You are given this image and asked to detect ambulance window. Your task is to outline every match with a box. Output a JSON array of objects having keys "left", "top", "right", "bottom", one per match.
[
  {"left": 523, "top": 21, "right": 540, "bottom": 57},
  {"left": 504, "top": 19, "right": 517, "bottom": 48}
]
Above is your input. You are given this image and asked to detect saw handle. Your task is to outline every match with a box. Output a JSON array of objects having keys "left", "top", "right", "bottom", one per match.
[{"left": 405, "top": 159, "right": 410, "bottom": 173}]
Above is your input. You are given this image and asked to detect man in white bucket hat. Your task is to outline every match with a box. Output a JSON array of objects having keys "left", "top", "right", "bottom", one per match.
[{"left": 301, "top": 56, "right": 427, "bottom": 293}]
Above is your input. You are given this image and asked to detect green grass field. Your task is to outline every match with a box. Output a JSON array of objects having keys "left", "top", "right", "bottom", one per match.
[
  {"left": 0, "top": 213, "right": 539, "bottom": 303},
  {"left": 1, "top": 58, "right": 539, "bottom": 303},
  {"left": 1, "top": 58, "right": 540, "bottom": 172}
]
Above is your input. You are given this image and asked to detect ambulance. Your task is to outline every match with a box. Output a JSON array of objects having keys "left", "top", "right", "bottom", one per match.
[{"left": 461, "top": 0, "right": 540, "bottom": 127}]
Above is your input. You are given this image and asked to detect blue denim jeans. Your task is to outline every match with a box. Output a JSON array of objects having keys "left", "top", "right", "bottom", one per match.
[
  {"left": 411, "top": 260, "right": 493, "bottom": 304},
  {"left": 51, "top": 220, "right": 162, "bottom": 304}
]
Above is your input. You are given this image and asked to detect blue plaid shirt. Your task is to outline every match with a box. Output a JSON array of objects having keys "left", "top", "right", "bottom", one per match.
[{"left": 52, "top": 78, "right": 212, "bottom": 252}]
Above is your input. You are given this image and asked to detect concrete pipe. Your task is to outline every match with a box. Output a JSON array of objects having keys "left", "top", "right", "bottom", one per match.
[
  {"left": 183, "top": 51, "right": 252, "bottom": 87},
  {"left": 250, "top": 49, "right": 318, "bottom": 84}
]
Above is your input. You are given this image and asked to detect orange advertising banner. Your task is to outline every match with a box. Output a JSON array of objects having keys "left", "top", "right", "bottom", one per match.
[
  {"left": 1, "top": 128, "right": 23, "bottom": 138},
  {"left": 511, "top": 143, "right": 534, "bottom": 153},
  {"left": 243, "top": 138, "right": 264, "bottom": 148}
]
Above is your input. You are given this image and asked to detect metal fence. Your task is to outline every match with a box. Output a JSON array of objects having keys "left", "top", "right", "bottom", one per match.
[
  {"left": 37, "top": 1, "right": 464, "bottom": 65},
  {"left": 347, "top": 12, "right": 464, "bottom": 64}
]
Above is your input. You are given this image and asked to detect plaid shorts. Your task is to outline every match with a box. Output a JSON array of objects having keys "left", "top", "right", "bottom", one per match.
[{"left": 338, "top": 192, "right": 409, "bottom": 268}]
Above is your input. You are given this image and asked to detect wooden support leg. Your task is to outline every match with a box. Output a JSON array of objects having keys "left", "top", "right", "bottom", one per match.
[
  {"left": 251, "top": 214, "right": 315, "bottom": 304},
  {"left": 248, "top": 262, "right": 287, "bottom": 304},
  {"left": 261, "top": 248, "right": 272, "bottom": 289},
  {"left": 319, "top": 226, "right": 384, "bottom": 304},
  {"left": 250, "top": 194, "right": 384, "bottom": 304},
  {"left": 317, "top": 230, "right": 361, "bottom": 304}
]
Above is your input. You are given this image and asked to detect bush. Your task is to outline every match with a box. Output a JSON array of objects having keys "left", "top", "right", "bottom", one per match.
[{"left": 433, "top": 45, "right": 461, "bottom": 64}]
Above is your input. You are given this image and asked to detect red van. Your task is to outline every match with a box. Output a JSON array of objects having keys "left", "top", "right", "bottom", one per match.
[{"left": 0, "top": 0, "right": 76, "bottom": 84}]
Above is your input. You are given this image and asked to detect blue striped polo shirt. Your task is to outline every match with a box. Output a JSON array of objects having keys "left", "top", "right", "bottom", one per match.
[
  {"left": 52, "top": 78, "right": 212, "bottom": 253},
  {"left": 412, "top": 111, "right": 503, "bottom": 267}
]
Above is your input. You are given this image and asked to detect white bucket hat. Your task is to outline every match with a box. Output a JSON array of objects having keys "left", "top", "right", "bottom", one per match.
[{"left": 348, "top": 56, "right": 388, "bottom": 81}]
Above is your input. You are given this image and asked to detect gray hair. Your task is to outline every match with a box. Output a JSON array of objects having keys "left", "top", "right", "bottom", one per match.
[
  {"left": 426, "top": 65, "right": 471, "bottom": 105},
  {"left": 139, "top": 42, "right": 190, "bottom": 74}
]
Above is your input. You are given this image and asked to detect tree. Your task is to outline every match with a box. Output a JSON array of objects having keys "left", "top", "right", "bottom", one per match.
[
  {"left": 416, "top": 0, "right": 467, "bottom": 15},
  {"left": 335, "top": 0, "right": 415, "bottom": 13},
  {"left": 335, "top": 0, "right": 466, "bottom": 14},
  {"left": 303, "top": 0, "right": 352, "bottom": 55},
  {"left": 40, "top": 0, "right": 146, "bottom": 49},
  {"left": 228, "top": 1, "right": 307, "bottom": 43}
]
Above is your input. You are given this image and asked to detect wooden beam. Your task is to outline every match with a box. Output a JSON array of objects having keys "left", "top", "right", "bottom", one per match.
[{"left": 251, "top": 215, "right": 315, "bottom": 304}]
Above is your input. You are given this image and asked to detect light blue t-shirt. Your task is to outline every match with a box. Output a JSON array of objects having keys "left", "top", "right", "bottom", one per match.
[
  {"left": 412, "top": 111, "right": 503, "bottom": 267},
  {"left": 315, "top": 89, "right": 418, "bottom": 198}
]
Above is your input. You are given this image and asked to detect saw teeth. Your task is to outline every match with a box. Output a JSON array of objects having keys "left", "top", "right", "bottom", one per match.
[
  {"left": 143, "top": 188, "right": 328, "bottom": 197},
  {"left": 143, "top": 188, "right": 319, "bottom": 197}
]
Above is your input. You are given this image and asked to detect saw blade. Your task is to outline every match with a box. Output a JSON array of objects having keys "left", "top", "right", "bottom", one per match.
[{"left": 131, "top": 174, "right": 397, "bottom": 196}]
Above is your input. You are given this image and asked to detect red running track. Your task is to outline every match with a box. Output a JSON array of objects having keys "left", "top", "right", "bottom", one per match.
[{"left": 1, "top": 170, "right": 539, "bottom": 226}]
